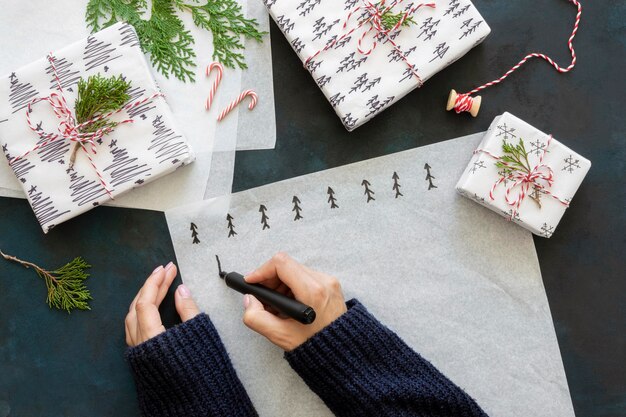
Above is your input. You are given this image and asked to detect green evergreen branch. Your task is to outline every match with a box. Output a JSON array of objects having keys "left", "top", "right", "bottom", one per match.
[
  {"left": 85, "top": 0, "right": 267, "bottom": 82},
  {"left": 1, "top": 250, "right": 92, "bottom": 313},
  {"left": 379, "top": 7, "right": 415, "bottom": 31},
  {"left": 495, "top": 139, "right": 543, "bottom": 206},
  {"left": 70, "top": 74, "right": 132, "bottom": 166}
]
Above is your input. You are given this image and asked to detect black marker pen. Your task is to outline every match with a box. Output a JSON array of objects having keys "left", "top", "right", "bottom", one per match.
[{"left": 216, "top": 256, "right": 316, "bottom": 325}]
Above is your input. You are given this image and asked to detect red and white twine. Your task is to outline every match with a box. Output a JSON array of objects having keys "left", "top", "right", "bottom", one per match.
[
  {"left": 217, "top": 89, "right": 258, "bottom": 122},
  {"left": 10, "top": 54, "right": 163, "bottom": 199},
  {"left": 205, "top": 61, "right": 224, "bottom": 111},
  {"left": 452, "top": 0, "right": 582, "bottom": 115},
  {"left": 474, "top": 135, "right": 570, "bottom": 220},
  {"left": 305, "top": 0, "right": 435, "bottom": 86}
]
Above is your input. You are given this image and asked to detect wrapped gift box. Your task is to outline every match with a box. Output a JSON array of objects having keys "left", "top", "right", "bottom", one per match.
[
  {"left": 264, "top": 0, "right": 491, "bottom": 130},
  {"left": 456, "top": 112, "right": 591, "bottom": 238},
  {"left": 0, "top": 23, "right": 194, "bottom": 233}
]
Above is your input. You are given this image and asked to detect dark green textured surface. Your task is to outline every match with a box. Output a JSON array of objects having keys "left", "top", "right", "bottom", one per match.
[
  {"left": 0, "top": 198, "right": 181, "bottom": 417},
  {"left": 1, "top": 1, "right": 625, "bottom": 416}
]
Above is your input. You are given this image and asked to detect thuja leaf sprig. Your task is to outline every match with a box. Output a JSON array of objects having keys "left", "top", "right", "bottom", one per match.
[
  {"left": 85, "top": 0, "right": 267, "bottom": 82},
  {"left": 496, "top": 139, "right": 542, "bottom": 206},
  {"left": 70, "top": 74, "right": 132, "bottom": 166},
  {"left": 379, "top": 7, "right": 415, "bottom": 31},
  {"left": 1, "top": 250, "right": 92, "bottom": 313}
]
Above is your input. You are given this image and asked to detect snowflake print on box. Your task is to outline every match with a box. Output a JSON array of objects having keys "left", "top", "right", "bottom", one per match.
[
  {"left": 263, "top": 0, "right": 491, "bottom": 130},
  {"left": 456, "top": 112, "right": 591, "bottom": 238},
  {"left": 0, "top": 23, "right": 194, "bottom": 233}
]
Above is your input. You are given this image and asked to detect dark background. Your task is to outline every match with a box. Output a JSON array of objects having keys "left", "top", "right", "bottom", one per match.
[{"left": 1, "top": 1, "right": 624, "bottom": 416}]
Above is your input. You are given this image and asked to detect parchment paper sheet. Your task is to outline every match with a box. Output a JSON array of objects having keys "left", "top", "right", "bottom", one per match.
[
  {"left": 165, "top": 133, "right": 575, "bottom": 417},
  {"left": 0, "top": 0, "right": 275, "bottom": 209}
]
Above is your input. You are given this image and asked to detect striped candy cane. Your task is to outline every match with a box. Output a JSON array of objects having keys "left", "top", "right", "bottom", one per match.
[
  {"left": 205, "top": 62, "right": 224, "bottom": 111},
  {"left": 217, "top": 89, "right": 258, "bottom": 122}
]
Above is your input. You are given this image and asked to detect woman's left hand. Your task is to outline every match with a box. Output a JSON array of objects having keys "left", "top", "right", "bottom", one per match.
[{"left": 125, "top": 262, "right": 201, "bottom": 347}]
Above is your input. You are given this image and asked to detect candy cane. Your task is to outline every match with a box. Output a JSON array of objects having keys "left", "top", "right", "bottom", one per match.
[
  {"left": 205, "top": 62, "right": 224, "bottom": 111},
  {"left": 217, "top": 89, "right": 258, "bottom": 122}
]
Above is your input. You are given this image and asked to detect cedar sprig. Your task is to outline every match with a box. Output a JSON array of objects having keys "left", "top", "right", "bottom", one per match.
[
  {"left": 70, "top": 74, "right": 131, "bottom": 165},
  {"left": 1, "top": 250, "right": 92, "bottom": 313},
  {"left": 85, "top": 0, "right": 267, "bottom": 82},
  {"left": 495, "top": 139, "right": 533, "bottom": 176},
  {"left": 496, "top": 139, "right": 543, "bottom": 206},
  {"left": 379, "top": 7, "right": 415, "bottom": 31}
]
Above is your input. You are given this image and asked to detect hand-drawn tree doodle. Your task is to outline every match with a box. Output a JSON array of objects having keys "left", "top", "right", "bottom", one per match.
[
  {"left": 292, "top": 196, "right": 303, "bottom": 221},
  {"left": 424, "top": 163, "right": 437, "bottom": 190},
  {"left": 362, "top": 179, "right": 375, "bottom": 202},
  {"left": 392, "top": 172, "right": 403, "bottom": 198},
  {"left": 190, "top": 222, "right": 200, "bottom": 244},
  {"left": 327, "top": 187, "right": 339, "bottom": 208}
]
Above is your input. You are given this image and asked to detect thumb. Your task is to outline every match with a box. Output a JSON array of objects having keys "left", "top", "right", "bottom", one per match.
[
  {"left": 175, "top": 284, "right": 200, "bottom": 322},
  {"left": 242, "top": 294, "right": 289, "bottom": 339}
]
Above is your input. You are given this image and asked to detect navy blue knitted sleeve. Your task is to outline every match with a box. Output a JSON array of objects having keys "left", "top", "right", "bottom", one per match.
[
  {"left": 285, "top": 299, "right": 488, "bottom": 417},
  {"left": 125, "top": 313, "right": 258, "bottom": 417}
]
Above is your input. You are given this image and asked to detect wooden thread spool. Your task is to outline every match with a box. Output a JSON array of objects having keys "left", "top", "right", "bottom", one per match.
[{"left": 446, "top": 89, "right": 481, "bottom": 117}]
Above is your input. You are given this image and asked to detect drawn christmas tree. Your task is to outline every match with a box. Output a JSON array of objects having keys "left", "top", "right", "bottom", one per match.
[
  {"left": 459, "top": 19, "right": 483, "bottom": 40},
  {"left": 8, "top": 72, "right": 39, "bottom": 113},
  {"left": 259, "top": 204, "right": 270, "bottom": 230},
  {"left": 276, "top": 15, "right": 295, "bottom": 33},
  {"left": 226, "top": 213, "right": 237, "bottom": 237},
  {"left": 424, "top": 163, "right": 437, "bottom": 190},
  {"left": 327, "top": 186, "right": 339, "bottom": 208},
  {"left": 429, "top": 42, "right": 449, "bottom": 63},
  {"left": 46, "top": 56, "right": 80, "bottom": 90},
  {"left": 190, "top": 222, "right": 200, "bottom": 244},
  {"left": 392, "top": 172, "right": 403, "bottom": 198},
  {"left": 362, "top": 179, "right": 375, "bottom": 202},
  {"left": 316, "top": 75, "right": 332, "bottom": 88},
  {"left": 292, "top": 196, "right": 303, "bottom": 220},
  {"left": 297, "top": 0, "right": 322, "bottom": 17},
  {"left": 329, "top": 92, "right": 345, "bottom": 107},
  {"left": 292, "top": 37, "right": 305, "bottom": 53}
]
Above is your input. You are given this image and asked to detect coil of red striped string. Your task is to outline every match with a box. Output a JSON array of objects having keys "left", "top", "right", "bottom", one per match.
[
  {"left": 305, "top": 0, "right": 435, "bottom": 86},
  {"left": 10, "top": 54, "right": 163, "bottom": 199},
  {"left": 447, "top": 0, "right": 582, "bottom": 117},
  {"left": 217, "top": 89, "right": 258, "bottom": 122},
  {"left": 205, "top": 62, "right": 224, "bottom": 111},
  {"left": 474, "top": 135, "right": 570, "bottom": 221}
]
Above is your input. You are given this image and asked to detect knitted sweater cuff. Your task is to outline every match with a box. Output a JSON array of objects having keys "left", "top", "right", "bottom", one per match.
[
  {"left": 284, "top": 299, "right": 487, "bottom": 417},
  {"left": 126, "top": 313, "right": 257, "bottom": 417}
]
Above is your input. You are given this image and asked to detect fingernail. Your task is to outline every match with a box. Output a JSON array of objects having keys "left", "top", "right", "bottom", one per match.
[
  {"left": 152, "top": 265, "right": 163, "bottom": 274},
  {"left": 165, "top": 261, "right": 174, "bottom": 270},
  {"left": 243, "top": 271, "right": 254, "bottom": 281},
  {"left": 243, "top": 294, "right": 250, "bottom": 308},
  {"left": 178, "top": 284, "right": 191, "bottom": 298}
]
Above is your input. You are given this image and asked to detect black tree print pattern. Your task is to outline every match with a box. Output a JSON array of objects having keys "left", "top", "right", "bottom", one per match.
[
  {"left": 297, "top": 0, "right": 322, "bottom": 17},
  {"left": 84, "top": 35, "right": 122, "bottom": 71},
  {"left": 125, "top": 86, "right": 158, "bottom": 119},
  {"left": 118, "top": 23, "right": 140, "bottom": 47},
  {"left": 190, "top": 222, "right": 201, "bottom": 244},
  {"left": 46, "top": 57, "right": 81, "bottom": 90},
  {"left": 336, "top": 52, "right": 367, "bottom": 73},
  {"left": 392, "top": 171, "right": 403, "bottom": 198},
  {"left": 417, "top": 18, "right": 440, "bottom": 41},
  {"left": 67, "top": 166, "right": 110, "bottom": 206},
  {"left": 429, "top": 43, "right": 450, "bottom": 62},
  {"left": 28, "top": 185, "right": 71, "bottom": 229},
  {"left": 103, "top": 146, "right": 152, "bottom": 187},
  {"left": 424, "top": 163, "right": 437, "bottom": 190},
  {"left": 259, "top": 205, "right": 270, "bottom": 230},
  {"left": 364, "top": 95, "right": 394, "bottom": 117},
  {"left": 8, "top": 72, "right": 39, "bottom": 114},
  {"left": 459, "top": 19, "right": 483, "bottom": 40},
  {"left": 149, "top": 115, "right": 190, "bottom": 163},
  {"left": 226, "top": 214, "right": 237, "bottom": 237}
]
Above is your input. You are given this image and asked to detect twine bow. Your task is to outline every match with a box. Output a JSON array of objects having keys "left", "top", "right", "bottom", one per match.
[
  {"left": 9, "top": 54, "right": 163, "bottom": 199},
  {"left": 305, "top": 0, "right": 435, "bottom": 84},
  {"left": 475, "top": 135, "right": 570, "bottom": 220}
]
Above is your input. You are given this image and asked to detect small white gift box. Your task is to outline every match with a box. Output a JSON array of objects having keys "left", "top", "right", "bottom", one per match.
[
  {"left": 0, "top": 23, "right": 194, "bottom": 233},
  {"left": 456, "top": 112, "right": 591, "bottom": 238}
]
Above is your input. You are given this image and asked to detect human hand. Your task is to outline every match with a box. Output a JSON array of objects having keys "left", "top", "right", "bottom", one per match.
[
  {"left": 242, "top": 253, "right": 347, "bottom": 351},
  {"left": 125, "top": 262, "right": 201, "bottom": 347}
]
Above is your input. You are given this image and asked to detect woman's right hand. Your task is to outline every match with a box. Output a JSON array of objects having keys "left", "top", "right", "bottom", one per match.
[{"left": 242, "top": 253, "right": 347, "bottom": 351}]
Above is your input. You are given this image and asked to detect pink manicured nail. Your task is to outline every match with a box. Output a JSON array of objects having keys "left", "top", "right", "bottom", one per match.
[
  {"left": 243, "top": 294, "right": 250, "bottom": 308},
  {"left": 152, "top": 265, "right": 163, "bottom": 274},
  {"left": 165, "top": 261, "right": 174, "bottom": 270},
  {"left": 178, "top": 284, "right": 191, "bottom": 298}
]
